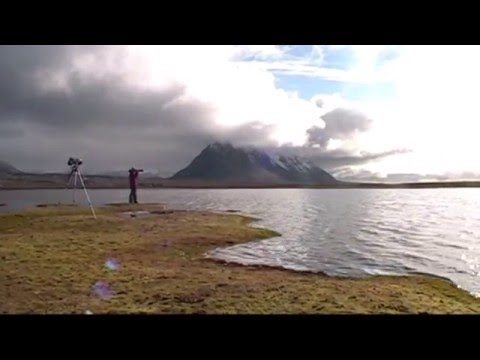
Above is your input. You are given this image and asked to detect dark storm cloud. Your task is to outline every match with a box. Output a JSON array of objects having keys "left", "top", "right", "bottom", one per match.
[
  {"left": 279, "top": 105, "right": 408, "bottom": 171},
  {"left": 1, "top": 45, "right": 189, "bottom": 131},
  {"left": 309, "top": 148, "right": 410, "bottom": 169},
  {"left": 0, "top": 45, "right": 67, "bottom": 97},
  {"left": 306, "top": 126, "right": 328, "bottom": 148},
  {"left": 0, "top": 45, "right": 277, "bottom": 175},
  {"left": 331, "top": 168, "right": 383, "bottom": 182},
  {"left": 218, "top": 122, "right": 277, "bottom": 148},
  {"left": 306, "top": 108, "right": 372, "bottom": 149},
  {"left": 271, "top": 146, "right": 410, "bottom": 171}
]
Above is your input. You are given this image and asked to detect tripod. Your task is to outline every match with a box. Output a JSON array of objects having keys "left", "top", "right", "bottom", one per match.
[{"left": 67, "top": 165, "right": 97, "bottom": 219}]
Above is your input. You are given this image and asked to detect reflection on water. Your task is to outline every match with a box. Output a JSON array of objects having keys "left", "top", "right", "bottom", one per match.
[{"left": 2, "top": 188, "right": 480, "bottom": 296}]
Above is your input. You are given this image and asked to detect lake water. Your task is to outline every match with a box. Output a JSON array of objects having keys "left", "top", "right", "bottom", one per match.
[{"left": 2, "top": 188, "right": 480, "bottom": 296}]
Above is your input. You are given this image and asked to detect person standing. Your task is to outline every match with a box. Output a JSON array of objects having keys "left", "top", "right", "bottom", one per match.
[{"left": 128, "top": 167, "right": 143, "bottom": 203}]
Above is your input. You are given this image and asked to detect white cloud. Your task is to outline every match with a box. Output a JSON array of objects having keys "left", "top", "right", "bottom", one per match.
[
  {"left": 33, "top": 45, "right": 388, "bottom": 153},
  {"left": 352, "top": 46, "right": 480, "bottom": 175},
  {"left": 116, "top": 46, "right": 326, "bottom": 146},
  {"left": 21, "top": 44, "right": 480, "bottom": 178},
  {"left": 145, "top": 44, "right": 480, "bottom": 177},
  {"left": 233, "top": 45, "right": 285, "bottom": 60}
]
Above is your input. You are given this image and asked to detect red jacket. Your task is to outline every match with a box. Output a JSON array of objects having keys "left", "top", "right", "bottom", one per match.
[{"left": 129, "top": 170, "right": 139, "bottom": 189}]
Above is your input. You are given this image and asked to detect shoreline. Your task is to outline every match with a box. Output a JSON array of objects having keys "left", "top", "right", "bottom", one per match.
[
  {"left": 207, "top": 257, "right": 473, "bottom": 297},
  {"left": 3, "top": 182, "right": 480, "bottom": 190},
  {"left": 1, "top": 204, "right": 480, "bottom": 313}
]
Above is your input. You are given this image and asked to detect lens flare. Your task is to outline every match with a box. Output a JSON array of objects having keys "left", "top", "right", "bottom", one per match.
[
  {"left": 92, "top": 281, "right": 114, "bottom": 300},
  {"left": 105, "top": 258, "right": 120, "bottom": 271}
]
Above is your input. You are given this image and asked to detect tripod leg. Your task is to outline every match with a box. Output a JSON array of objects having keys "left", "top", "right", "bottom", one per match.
[
  {"left": 73, "top": 171, "right": 78, "bottom": 204},
  {"left": 66, "top": 167, "right": 75, "bottom": 186},
  {"left": 77, "top": 169, "right": 97, "bottom": 219}
]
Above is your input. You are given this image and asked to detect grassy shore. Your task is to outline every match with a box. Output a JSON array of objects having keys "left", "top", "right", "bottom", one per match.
[{"left": 1, "top": 204, "right": 479, "bottom": 314}]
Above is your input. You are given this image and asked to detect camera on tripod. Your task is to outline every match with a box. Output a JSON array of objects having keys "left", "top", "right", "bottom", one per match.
[
  {"left": 65, "top": 156, "right": 96, "bottom": 219},
  {"left": 68, "top": 157, "right": 83, "bottom": 168}
]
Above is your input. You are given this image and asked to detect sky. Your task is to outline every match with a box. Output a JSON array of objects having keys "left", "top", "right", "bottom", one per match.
[{"left": 1, "top": 45, "right": 480, "bottom": 180}]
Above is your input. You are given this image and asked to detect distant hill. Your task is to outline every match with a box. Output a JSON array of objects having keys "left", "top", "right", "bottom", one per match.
[
  {"left": 5, "top": 145, "right": 480, "bottom": 189},
  {"left": 96, "top": 169, "right": 164, "bottom": 178},
  {"left": 0, "top": 160, "right": 21, "bottom": 175},
  {"left": 170, "top": 142, "right": 337, "bottom": 185}
]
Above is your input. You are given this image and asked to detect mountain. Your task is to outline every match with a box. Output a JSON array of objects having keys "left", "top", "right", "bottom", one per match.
[
  {"left": 0, "top": 160, "right": 21, "bottom": 175},
  {"left": 170, "top": 142, "right": 337, "bottom": 185}
]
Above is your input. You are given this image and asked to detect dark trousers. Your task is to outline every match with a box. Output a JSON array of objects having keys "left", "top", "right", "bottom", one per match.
[{"left": 129, "top": 188, "right": 138, "bottom": 203}]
